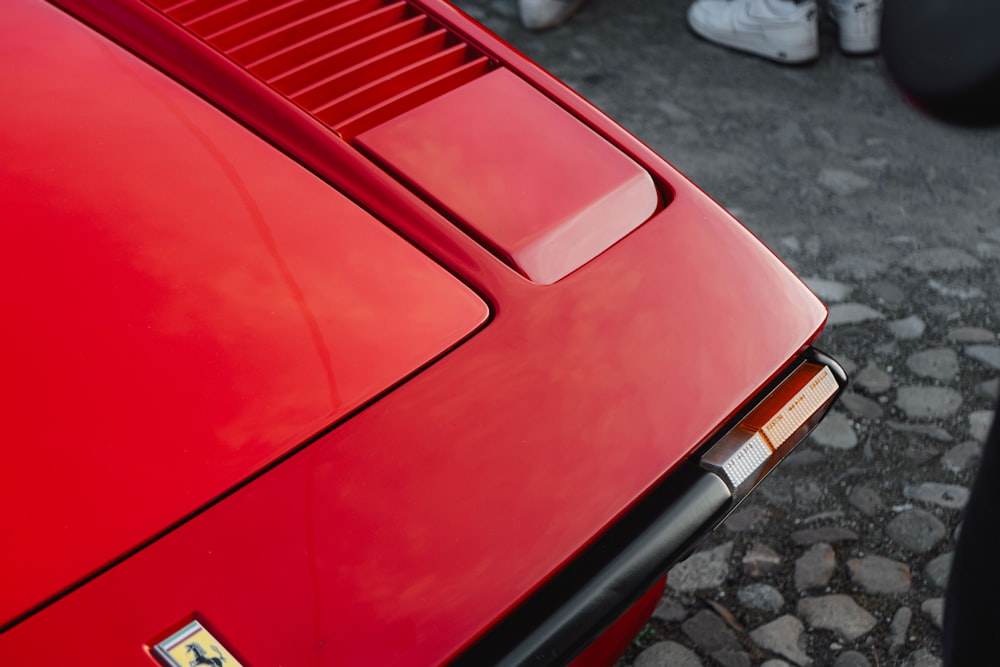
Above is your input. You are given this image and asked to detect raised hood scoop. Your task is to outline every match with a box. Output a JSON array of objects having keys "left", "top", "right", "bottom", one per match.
[{"left": 356, "top": 69, "right": 660, "bottom": 284}]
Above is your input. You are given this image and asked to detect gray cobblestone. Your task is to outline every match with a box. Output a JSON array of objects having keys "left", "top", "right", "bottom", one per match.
[
  {"left": 827, "top": 303, "right": 885, "bottom": 326},
  {"left": 888, "top": 607, "right": 913, "bottom": 654},
  {"left": 895, "top": 386, "right": 963, "bottom": 420},
  {"left": 847, "top": 555, "right": 911, "bottom": 594},
  {"left": 921, "top": 599, "right": 945, "bottom": 630},
  {"left": 854, "top": 364, "right": 892, "bottom": 394},
  {"left": 905, "top": 349, "right": 959, "bottom": 382},
  {"left": 901, "top": 248, "right": 982, "bottom": 272},
  {"left": 968, "top": 410, "right": 994, "bottom": 442},
  {"left": 797, "top": 595, "right": 878, "bottom": 641},
  {"left": 737, "top": 583, "right": 785, "bottom": 614},
  {"left": 886, "top": 510, "right": 947, "bottom": 554},
  {"left": 741, "top": 542, "right": 782, "bottom": 577},
  {"left": 634, "top": 641, "right": 704, "bottom": 667},
  {"left": 833, "top": 651, "right": 871, "bottom": 667},
  {"left": 889, "top": 315, "right": 926, "bottom": 340},
  {"left": 966, "top": 345, "right": 1000, "bottom": 370},
  {"left": 750, "top": 615, "right": 812, "bottom": 667},
  {"left": 941, "top": 441, "right": 983, "bottom": 474},
  {"left": 795, "top": 543, "right": 836, "bottom": 590},
  {"left": 903, "top": 483, "right": 969, "bottom": 510},
  {"left": 808, "top": 412, "right": 857, "bottom": 449},
  {"left": 668, "top": 542, "right": 733, "bottom": 592},
  {"left": 924, "top": 553, "right": 953, "bottom": 590}
]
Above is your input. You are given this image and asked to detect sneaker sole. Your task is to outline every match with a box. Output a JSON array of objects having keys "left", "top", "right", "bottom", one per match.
[
  {"left": 520, "top": 0, "right": 586, "bottom": 30},
  {"left": 836, "top": 27, "right": 879, "bottom": 54},
  {"left": 687, "top": 19, "right": 819, "bottom": 64},
  {"left": 839, "top": 38, "right": 878, "bottom": 55},
  {"left": 830, "top": 7, "right": 881, "bottom": 54}
]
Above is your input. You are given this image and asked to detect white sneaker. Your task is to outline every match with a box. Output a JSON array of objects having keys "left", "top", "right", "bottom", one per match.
[
  {"left": 687, "top": 0, "right": 819, "bottom": 64},
  {"left": 828, "top": 0, "right": 882, "bottom": 54},
  {"left": 519, "top": 0, "right": 585, "bottom": 30}
]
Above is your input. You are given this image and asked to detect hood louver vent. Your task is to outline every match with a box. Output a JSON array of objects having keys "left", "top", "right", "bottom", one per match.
[{"left": 149, "top": 0, "right": 494, "bottom": 138}]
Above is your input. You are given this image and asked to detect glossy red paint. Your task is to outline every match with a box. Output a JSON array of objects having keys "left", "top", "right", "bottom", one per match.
[
  {"left": 0, "top": 0, "right": 831, "bottom": 664},
  {"left": 0, "top": 0, "right": 487, "bottom": 630}
]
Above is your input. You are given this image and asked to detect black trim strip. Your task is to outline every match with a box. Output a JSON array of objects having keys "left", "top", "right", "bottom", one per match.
[
  {"left": 804, "top": 347, "right": 849, "bottom": 388},
  {"left": 449, "top": 464, "right": 732, "bottom": 666}
]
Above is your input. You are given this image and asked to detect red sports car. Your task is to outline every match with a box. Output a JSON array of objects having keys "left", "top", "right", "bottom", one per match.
[{"left": 0, "top": 1, "right": 844, "bottom": 665}]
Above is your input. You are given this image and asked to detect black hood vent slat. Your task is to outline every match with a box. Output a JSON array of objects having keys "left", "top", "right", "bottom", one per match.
[{"left": 149, "top": 0, "right": 494, "bottom": 138}]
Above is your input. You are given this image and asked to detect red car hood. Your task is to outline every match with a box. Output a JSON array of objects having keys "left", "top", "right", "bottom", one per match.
[
  {"left": 0, "top": 0, "right": 487, "bottom": 629},
  {"left": 0, "top": 1, "right": 829, "bottom": 664}
]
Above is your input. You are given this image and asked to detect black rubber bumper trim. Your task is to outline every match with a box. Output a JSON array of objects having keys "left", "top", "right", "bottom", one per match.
[{"left": 448, "top": 464, "right": 733, "bottom": 667}]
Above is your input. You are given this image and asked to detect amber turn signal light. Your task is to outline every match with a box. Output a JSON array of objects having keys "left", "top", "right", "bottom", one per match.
[{"left": 701, "top": 360, "right": 841, "bottom": 502}]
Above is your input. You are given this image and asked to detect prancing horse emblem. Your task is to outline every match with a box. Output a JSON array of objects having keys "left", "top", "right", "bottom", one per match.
[
  {"left": 186, "top": 642, "right": 226, "bottom": 667},
  {"left": 153, "top": 620, "right": 243, "bottom": 667}
]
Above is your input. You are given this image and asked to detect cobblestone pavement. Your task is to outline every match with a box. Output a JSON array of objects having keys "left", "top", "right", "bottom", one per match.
[{"left": 450, "top": 1, "right": 1000, "bottom": 665}]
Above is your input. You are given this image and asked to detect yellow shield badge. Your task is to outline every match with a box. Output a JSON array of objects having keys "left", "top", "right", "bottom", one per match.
[{"left": 153, "top": 620, "right": 243, "bottom": 667}]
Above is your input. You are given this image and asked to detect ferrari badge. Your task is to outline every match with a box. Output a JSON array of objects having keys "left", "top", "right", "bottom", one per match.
[{"left": 153, "top": 620, "right": 243, "bottom": 667}]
